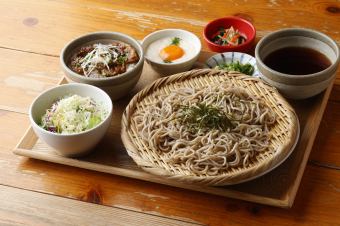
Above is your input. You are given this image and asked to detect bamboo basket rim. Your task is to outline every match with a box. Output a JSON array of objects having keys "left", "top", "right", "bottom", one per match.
[{"left": 121, "top": 69, "right": 299, "bottom": 186}]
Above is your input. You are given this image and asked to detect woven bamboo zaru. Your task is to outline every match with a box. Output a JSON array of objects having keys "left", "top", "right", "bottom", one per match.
[{"left": 121, "top": 69, "right": 299, "bottom": 186}]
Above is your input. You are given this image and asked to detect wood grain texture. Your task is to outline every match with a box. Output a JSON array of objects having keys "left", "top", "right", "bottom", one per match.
[
  {"left": 310, "top": 101, "right": 340, "bottom": 166},
  {"left": 1, "top": 142, "right": 340, "bottom": 226},
  {"left": 0, "top": 48, "right": 61, "bottom": 114},
  {"left": 0, "top": 110, "right": 30, "bottom": 149},
  {"left": 309, "top": 85, "right": 340, "bottom": 167},
  {"left": 0, "top": 185, "right": 203, "bottom": 226},
  {"left": 0, "top": 0, "right": 340, "bottom": 225},
  {"left": 0, "top": 0, "right": 339, "bottom": 56}
]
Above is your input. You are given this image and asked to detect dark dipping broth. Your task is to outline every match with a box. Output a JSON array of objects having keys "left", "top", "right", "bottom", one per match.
[{"left": 263, "top": 47, "right": 331, "bottom": 75}]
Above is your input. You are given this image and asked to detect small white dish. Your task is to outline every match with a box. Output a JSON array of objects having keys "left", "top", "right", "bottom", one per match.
[
  {"left": 142, "top": 29, "right": 201, "bottom": 76},
  {"left": 29, "top": 83, "right": 113, "bottom": 157},
  {"left": 205, "top": 52, "right": 260, "bottom": 77}
]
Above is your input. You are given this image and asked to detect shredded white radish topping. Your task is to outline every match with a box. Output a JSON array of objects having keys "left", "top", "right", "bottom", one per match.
[{"left": 79, "top": 43, "right": 124, "bottom": 77}]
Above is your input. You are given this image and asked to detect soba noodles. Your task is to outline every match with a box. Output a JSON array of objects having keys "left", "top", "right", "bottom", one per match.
[{"left": 132, "top": 83, "right": 276, "bottom": 176}]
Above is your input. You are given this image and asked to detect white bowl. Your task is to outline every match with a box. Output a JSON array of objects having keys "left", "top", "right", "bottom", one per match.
[
  {"left": 142, "top": 29, "right": 202, "bottom": 76},
  {"left": 29, "top": 83, "right": 113, "bottom": 157},
  {"left": 205, "top": 52, "right": 260, "bottom": 77},
  {"left": 60, "top": 31, "right": 144, "bottom": 101}
]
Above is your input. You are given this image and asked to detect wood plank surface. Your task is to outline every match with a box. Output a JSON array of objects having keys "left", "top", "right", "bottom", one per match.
[
  {"left": 1, "top": 0, "right": 340, "bottom": 225},
  {"left": 0, "top": 49, "right": 61, "bottom": 114},
  {"left": 1, "top": 144, "right": 340, "bottom": 225},
  {"left": 310, "top": 100, "right": 340, "bottom": 166},
  {"left": 0, "top": 185, "right": 203, "bottom": 226},
  {"left": 1, "top": 0, "right": 339, "bottom": 56}
]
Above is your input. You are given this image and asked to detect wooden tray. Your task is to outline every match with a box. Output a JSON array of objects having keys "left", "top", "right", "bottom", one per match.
[{"left": 14, "top": 51, "right": 334, "bottom": 208}]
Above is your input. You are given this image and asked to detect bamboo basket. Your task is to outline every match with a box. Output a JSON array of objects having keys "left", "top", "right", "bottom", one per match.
[{"left": 121, "top": 69, "right": 299, "bottom": 186}]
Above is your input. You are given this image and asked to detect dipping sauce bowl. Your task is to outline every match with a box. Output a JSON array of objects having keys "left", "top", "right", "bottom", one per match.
[{"left": 255, "top": 28, "right": 340, "bottom": 99}]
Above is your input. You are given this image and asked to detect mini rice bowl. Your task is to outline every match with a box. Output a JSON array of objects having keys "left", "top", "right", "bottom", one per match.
[{"left": 60, "top": 31, "right": 144, "bottom": 101}]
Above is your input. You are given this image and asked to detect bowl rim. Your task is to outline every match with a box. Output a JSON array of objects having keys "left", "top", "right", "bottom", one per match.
[
  {"left": 141, "top": 28, "right": 202, "bottom": 66},
  {"left": 255, "top": 28, "right": 340, "bottom": 80},
  {"left": 203, "top": 16, "right": 256, "bottom": 50},
  {"left": 29, "top": 83, "right": 113, "bottom": 137},
  {"left": 60, "top": 31, "right": 144, "bottom": 82}
]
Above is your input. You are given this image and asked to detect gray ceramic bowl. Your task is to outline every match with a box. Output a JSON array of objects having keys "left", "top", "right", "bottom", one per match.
[
  {"left": 60, "top": 32, "right": 144, "bottom": 100},
  {"left": 30, "top": 83, "right": 113, "bottom": 157},
  {"left": 255, "top": 28, "right": 339, "bottom": 99}
]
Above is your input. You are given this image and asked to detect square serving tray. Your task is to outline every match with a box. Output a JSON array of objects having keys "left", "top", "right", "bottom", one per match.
[{"left": 14, "top": 51, "right": 334, "bottom": 208}]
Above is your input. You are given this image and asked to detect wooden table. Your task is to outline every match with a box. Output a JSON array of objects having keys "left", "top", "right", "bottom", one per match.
[{"left": 1, "top": 1, "right": 340, "bottom": 225}]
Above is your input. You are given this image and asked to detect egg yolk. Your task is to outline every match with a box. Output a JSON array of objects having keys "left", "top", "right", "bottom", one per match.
[{"left": 159, "top": 45, "right": 184, "bottom": 62}]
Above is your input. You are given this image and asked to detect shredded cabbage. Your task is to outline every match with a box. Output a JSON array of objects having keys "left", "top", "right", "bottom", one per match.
[{"left": 40, "top": 94, "right": 108, "bottom": 134}]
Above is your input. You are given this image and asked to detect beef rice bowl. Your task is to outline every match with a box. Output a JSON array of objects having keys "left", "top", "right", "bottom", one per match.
[
  {"left": 68, "top": 41, "right": 139, "bottom": 78},
  {"left": 60, "top": 32, "right": 144, "bottom": 100}
]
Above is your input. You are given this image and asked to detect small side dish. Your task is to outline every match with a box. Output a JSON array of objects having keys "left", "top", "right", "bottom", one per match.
[
  {"left": 215, "top": 61, "right": 254, "bottom": 75},
  {"left": 40, "top": 94, "right": 108, "bottom": 134},
  {"left": 212, "top": 26, "right": 247, "bottom": 46},
  {"left": 145, "top": 36, "right": 194, "bottom": 64},
  {"left": 68, "top": 41, "right": 139, "bottom": 78},
  {"left": 203, "top": 16, "right": 256, "bottom": 53},
  {"left": 206, "top": 52, "right": 260, "bottom": 77}
]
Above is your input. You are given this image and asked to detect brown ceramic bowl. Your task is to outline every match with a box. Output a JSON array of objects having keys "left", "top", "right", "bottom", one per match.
[
  {"left": 255, "top": 28, "right": 340, "bottom": 99},
  {"left": 60, "top": 31, "right": 144, "bottom": 100}
]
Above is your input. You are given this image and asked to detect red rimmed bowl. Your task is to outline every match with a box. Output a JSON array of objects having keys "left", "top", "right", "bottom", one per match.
[{"left": 203, "top": 16, "right": 256, "bottom": 53}]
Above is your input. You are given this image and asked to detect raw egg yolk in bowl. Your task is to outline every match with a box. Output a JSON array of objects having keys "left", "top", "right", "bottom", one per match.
[
  {"left": 146, "top": 37, "right": 194, "bottom": 64},
  {"left": 160, "top": 45, "right": 184, "bottom": 62}
]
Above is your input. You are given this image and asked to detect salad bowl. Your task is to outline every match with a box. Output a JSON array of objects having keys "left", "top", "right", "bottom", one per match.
[{"left": 29, "top": 83, "right": 113, "bottom": 157}]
